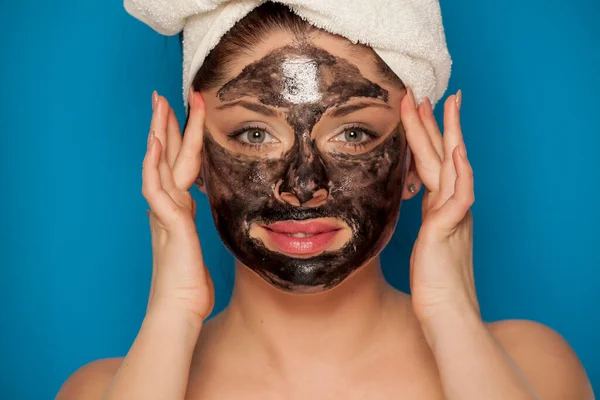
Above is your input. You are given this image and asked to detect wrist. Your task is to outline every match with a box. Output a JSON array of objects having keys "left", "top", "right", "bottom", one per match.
[
  {"left": 415, "top": 291, "right": 481, "bottom": 326},
  {"left": 417, "top": 301, "right": 484, "bottom": 350},
  {"left": 145, "top": 300, "right": 205, "bottom": 332}
]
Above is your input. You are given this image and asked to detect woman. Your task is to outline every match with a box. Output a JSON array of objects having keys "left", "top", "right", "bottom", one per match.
[{"left": 58, "top": 2, "right": 594, "bottom": 399}]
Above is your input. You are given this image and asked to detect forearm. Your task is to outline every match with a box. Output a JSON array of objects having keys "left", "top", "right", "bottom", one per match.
[
  {"left": 421, "top": 306, "right": 540, "bottom": 400},
  {"left": 103, "top": 305, "right": 202, "bottom": 400}
]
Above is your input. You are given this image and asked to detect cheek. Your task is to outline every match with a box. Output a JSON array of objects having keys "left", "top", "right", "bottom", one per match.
[
  {"left": 325, "top": 125, "right": 407, "bottom": 196},
  {"left": 328, "top": 154, "right": 404, "bottom": 200},
  {"left": 202, "top": 138, "right": 286, "bottom": 208}
]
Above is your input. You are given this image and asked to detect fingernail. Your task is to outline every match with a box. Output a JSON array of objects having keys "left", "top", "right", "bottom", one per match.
[
  {"left": 460, "top": 143, "right": 467, "bottom": 158},
  {"left": 423, "top": 97, "right": 433, "bottom": 117},
  {"left": 455, "top": 89, "right": 462, "bottom": 111},
  {"left": 407, "top": 87, "right": 416, "bottom": 109},
  {"left": 145, "top": 209, "right": 151, "bottom": 216},
  {"left": 152, "top": 90, "right": 158, "bottom": 110}
]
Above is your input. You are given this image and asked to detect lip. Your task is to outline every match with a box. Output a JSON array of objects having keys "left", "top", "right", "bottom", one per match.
[{"left": 262, "top": 220, "right": 342, "bottom": 256}]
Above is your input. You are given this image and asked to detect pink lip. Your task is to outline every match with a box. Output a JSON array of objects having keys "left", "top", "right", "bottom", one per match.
[{"left": 263, "top": 220, "right": 341, "bottom": 255}]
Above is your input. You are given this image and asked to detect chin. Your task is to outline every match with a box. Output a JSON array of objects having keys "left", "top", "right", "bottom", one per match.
[{"left": 236, "top": 241, "right": 390, "bottom": 295}]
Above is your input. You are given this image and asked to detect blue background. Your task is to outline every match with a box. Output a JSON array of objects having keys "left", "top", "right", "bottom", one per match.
[{"left": 1, "top": 0, "right": 598, "bottom": 398}]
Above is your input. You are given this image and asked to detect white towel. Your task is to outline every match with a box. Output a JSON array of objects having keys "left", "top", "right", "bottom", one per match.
[{"left": 124, "top": 0, "right": 452, "bottom": 109}]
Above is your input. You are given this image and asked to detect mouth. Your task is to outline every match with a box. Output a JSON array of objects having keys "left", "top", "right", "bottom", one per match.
[{"left": 259, "top": 219, "right": 346, "bottom": 256}]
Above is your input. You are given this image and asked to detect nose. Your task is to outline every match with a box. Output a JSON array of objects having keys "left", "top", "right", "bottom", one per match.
[
  {"left": 275, "top": 180, "right": 329, "bottom": 207},
  {"left": 275, "top": 138, "right": 329, "bottom": 208}
]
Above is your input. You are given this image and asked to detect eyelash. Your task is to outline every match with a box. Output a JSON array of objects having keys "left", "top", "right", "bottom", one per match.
[
  {"left": 226, "top": 124, "right": 380, "bottom": 152},
  {"left": 227, "top": 124, "right": 275, "bottom": 152},
  {"left": 333, "top": 124, "right": 379, "bottom": 150}
]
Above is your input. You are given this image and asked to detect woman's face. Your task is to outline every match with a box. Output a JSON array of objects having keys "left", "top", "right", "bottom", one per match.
[{"left": 198, "top": 31, "right": 418, "bottom": 293}]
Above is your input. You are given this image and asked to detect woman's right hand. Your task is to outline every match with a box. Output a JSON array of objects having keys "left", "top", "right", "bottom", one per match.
[
  {"left": 57, "top": 90, "right": 214, "bottom": 400},
  {"left": 142, "top": 89, "right": 214, "bottom": 325}
]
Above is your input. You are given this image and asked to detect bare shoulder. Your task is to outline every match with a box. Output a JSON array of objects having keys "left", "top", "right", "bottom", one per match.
[
  {"left": 486, "top": 319, "right": 595, "bottom": 400},
  {"left": 55, "top": 357, "right": 124, "bottom": 400}
]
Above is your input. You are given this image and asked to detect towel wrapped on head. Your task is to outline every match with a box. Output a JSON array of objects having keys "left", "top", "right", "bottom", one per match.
[{"left": 124, "top": 0, "right": 452, "bottom": 109}]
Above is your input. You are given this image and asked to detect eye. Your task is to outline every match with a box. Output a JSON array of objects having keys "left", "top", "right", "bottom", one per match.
[
  {"left": 342, "top": 129, "right": 366, "bottom": 143},
  {"left": 231, "top": 126, "right": 279, "bottom": 145},
  {"left": 331, "top": 126, "right": 377, "bottom": 144},
  {"left": 239, "top": 128, "right": 276, "bottom": 144}
]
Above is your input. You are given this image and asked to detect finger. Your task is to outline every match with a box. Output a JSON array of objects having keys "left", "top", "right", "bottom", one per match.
[
  {"left": 438, "top": 93, "right": 463, "bottom": 202},
  {"left": 436, "top": 144, "right": 474, "bottom": 230},
  {"left": 418, "top": 97, "right": 444, "bottom": 160},
  {"left": 142, "top": 134, "right": 179, "bottom": 224},
  {"left": 152, "top": 96, "right": 176, "bottom": 191},
  {"left": 401, "top": 88, "right": 442, "bottom": 192},
  {"left": 167, "top": 107, "right": 182, "bottom": 168},
  {"left": 173, "top": 89, "right": 205, "bottom": 190},
  {"left": 443, "top": 91, "right": 464, "bottom": 160}
]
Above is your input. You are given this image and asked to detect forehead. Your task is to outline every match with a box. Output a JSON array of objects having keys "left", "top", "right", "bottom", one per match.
[
  {"left": 217, "top": 43, "right": 388, "bottom": 107},
  {"left": 210, "top": 31, "right": 401, "bottom": 101}
]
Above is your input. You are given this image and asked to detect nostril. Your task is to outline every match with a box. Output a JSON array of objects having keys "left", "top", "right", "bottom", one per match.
[
  {"left": 301, "top": 188, "right": 329, "bottom": 208},
  {"left": 274, "top": 179, "right": 301, "bottom": 206},
  {"left": 280, "top": 192, "right": 301, "bottom": 206},
  {"left": 295, "top": 190, "right": 313, "bottom": 205},
  {"left": 275, "top": 178, "right": 329, "bottom": 207}
]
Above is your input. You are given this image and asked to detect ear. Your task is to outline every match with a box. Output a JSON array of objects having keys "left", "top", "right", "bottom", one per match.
[
  {"left": 195, "top": 175, "right": 207, "bottom": 195},
  {"left": 402, "top": 148, "right": 423, "bottom": 200}
]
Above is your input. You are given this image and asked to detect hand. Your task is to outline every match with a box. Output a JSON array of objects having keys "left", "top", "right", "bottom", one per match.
[
  {"left": 401, "top": 88, "right": 479, "bottom": 324},
  {"left": 142, "top": 89, "right": 214, "bottom": 324}
]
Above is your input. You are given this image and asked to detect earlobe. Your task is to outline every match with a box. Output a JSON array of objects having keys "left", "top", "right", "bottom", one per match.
[
  {"left": 195, "top": 176, "right": 207, "bottom": 195},
  {"left": 195, "top": 159, "right": 207, "bottom": 195},
  {"left": 402, "top": 151, "right": 422, "bottom": 199},
  {"left": 402, "top": 180, "right": 422, "bottom": 199}
]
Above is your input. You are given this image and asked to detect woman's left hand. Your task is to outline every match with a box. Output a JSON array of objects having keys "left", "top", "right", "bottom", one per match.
[{"left": 401, "top": 88, "right": 480, "bottom": 325}]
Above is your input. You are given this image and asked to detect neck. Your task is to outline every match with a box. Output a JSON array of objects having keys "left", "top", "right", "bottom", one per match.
[{"left": 222, "top": 258, "right": 410, "bottom": 373}]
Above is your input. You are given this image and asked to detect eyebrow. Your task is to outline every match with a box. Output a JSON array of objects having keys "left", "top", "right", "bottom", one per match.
[
  {"left": 216, "top": 100, "right": 278, "bottom": 117},
  {"left": 328, "top": 101, "right": 393, "bottom": 118},
  {"left": 216, "top": 98, "right": 392, "bottom": 119}
]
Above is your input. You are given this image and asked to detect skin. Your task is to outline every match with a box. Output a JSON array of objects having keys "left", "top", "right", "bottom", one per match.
[
  {"left": 56, "top": 29, "right": 594, "bottom": 400},
  {"left": 200, "top": 43, "right": 408, "bottom": 293}
]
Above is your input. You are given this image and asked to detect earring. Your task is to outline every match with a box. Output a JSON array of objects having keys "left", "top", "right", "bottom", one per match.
[{"left": 408, "top": 184, "right": 417, "bottom": 193}]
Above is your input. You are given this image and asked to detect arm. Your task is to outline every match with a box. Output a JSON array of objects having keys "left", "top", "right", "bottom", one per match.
[
  {"left": 421, "top": 306, "right": 540, "bottom": 399},
  {"left": 104, "top": 91, "right": 211, "bottom": 399},
  {"left": 401, "top": 88, "right": 594, "bottom": 400},
  {"left": 421, "top": 309, "right": 594, "bottom": 400},
  {"left": 56, "top": 309, "right": 202, "bottom": 400},
  {"left": 57, "top": 90, "right": 212, "bottom": 399},
  {"left": 102, "top": 306, "right": 202, "bottom": 399}
]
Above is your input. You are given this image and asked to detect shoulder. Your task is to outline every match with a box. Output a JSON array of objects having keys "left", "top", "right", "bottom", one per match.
[
  {"left": 56, "top": 357, "right": 124, "bottom": 400},
  {"left": 486, "top": 319, "right": 595, "bottom": 400}
]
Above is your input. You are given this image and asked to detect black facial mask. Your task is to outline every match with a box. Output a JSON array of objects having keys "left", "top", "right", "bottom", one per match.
[{"left": 199, "top": 44, "right": 409, "bottom": 293}]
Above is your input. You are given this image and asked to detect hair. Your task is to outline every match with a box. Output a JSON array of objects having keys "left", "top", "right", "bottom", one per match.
[{"left": 181, "top": 1, "right": 404, "bottom": 93}]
